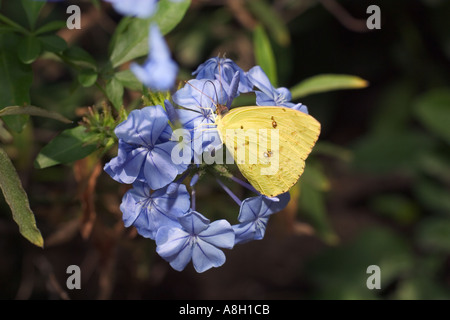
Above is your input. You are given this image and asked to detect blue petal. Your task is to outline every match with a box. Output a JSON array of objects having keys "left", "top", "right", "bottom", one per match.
[
  {"left": 152, "top": 184, "right": 191, "bottom": 217},
  {"left": 247, "top": 66, "right": 275, "bottom": 98},
  {"left": 169, "top": 242, "right": 194, "bottom": 272},
  {"left": 176, "top": 109, "right": 208, "bottom": 129},
  {"left": 198, "top": 219, "right": 235, "bottom": 249},
  {"left": 144, "top": 141, "right": 180, "bottom": 190},
  {"left": 155, "top": 226, "right": 191, "bottom": 263},
  {"left": 114, "top": 106, "right": 170, "bottom": 147},
  {"left": 255, "top": 91, "right": 277, "bottom": 106},
  {"left": 291, "top": 103, "right": 309, "bottom": 114},
  {"left": 131, "top": 59, "right": 178, "bottom": 92},
  {"left": 232, "top": 221, "right": 257, "bottom": 244},
  {"left": 238, "top": 192, "right": 290, "bottom": 222},
  {"left": 173, "top": 79, "right": 225, "bottom": 113},
  {"left": 192, "top": 239, "right": 226, "bottom": 273},
  {"left": 119, "top": 182, "right": 148, "bottom": 227},
  {"left": 254, "top": 217, "right": 269, "bottom": 240},
  {"left": 131, "top": 25, "right": 178, "bottom": 91},
  {"left": 178, "top": 210, "right": 210, "bottom": 234},
  {"left": 114, "top": 147, "right": 148, "bottom": 184},
  {"left": 193, "top": 57, "right": 252, "bottom": 93},
  {"left": 164, "top": 99, "right": 178, "bottom": 124},
  {"left": 104, "top": 0, "right": 158, "bottom": 18}
]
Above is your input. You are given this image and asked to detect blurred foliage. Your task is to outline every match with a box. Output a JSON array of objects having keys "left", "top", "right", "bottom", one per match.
[{"left": 0, "top": 0, "right": 449, "bottom": 300}]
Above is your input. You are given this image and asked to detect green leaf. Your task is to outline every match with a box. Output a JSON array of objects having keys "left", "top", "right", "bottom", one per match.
[
  {"left": 105, "top": 76, "right": 124, "bottom": 110},
  {"left": 20, "top": 0, "right": 45, "bottom": 30},
  {"left": 299, "top": 163, "right": 336, "bottom": 245},
  {"left": 416, "top": 218, "right": 450, "bottom": 252},
  {"left": 253, "top": 24, "right": 277, "bottom": 87},
  {"left": 39, "top": 34, "right": 68, "bottom": 54},
  {"left": 0, "top": 105, "right": 72, "bottom": 123},
  {"left": 0, "top": 146, "right": 43, "bottom": 247},
  {"left": 18, "top": 35, "right": 42, "bottom": 64},
  {"left": 115, "top": 69, "right": 142, "bottom": 90},
  {"left": 414, "top": 178, "right": 450, "bottom": 213},
  {"left": 34, "top": 20, "right": 66, "bottom": 36},
  {"left": 370, "top": 194, "right": 420, "bottom": 225},
  {"left": 78, "top": 70, "right": 98, "bottom": 88},
  {"left": 153, "top": 0, "right": 191, "bottom": 35},
  {"left": 305, "top": 227, "right": 413, "bottom": 299},
  {"left": 290, "top": 74, "right": 369, "bottom": 100},
  {"left": 109, "top": 0, "right": 191, "bottom": 68},
  {"left": 34, "top": 126, "right": 98, "bottom": 169},
  {"left": 62, "top": 46, "right": 97, "bottom": 70},
  {"left": 0, "top": 34, "right": 32, "bottom": 132},
  {"left": 352, "top": 131, "right": 435, "bottom": 173},
  {"left": 247, "top": 0, "right": 290, "bottom": 46},
  {"left": 414, "top": 88, "right": 450, "bottom": 143},
  {"left": 109, "top": 17, "right": 149, "bottom": 69}
]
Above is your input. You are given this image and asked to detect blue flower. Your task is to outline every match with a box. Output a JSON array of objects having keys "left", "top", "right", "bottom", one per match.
[
  {"left": 232, "top": 192, "right": 291, "bottom": 244},
  {"left": 104, "top": 105, "right": 187, "bottom": 190},
  {"left": 131, "top": 24, "right": 178, "bottom": 91},
  {"left": 173, "top": 79, "right": 226, "bottom": 157},
  {"left": 193, "top": 57, "right": 253, "bottom": 94},
  {"left": 155, "top": 210, "right": 235, "bottom": 272},
  {"left": 247, "top": 66, "right": 308, "bottom": 114},
  {"left": 120, "top": 181, "right": 190, "bottom": 239}
]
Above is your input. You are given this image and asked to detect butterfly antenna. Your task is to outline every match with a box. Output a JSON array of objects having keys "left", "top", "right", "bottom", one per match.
[{"left": 185, "top": 80, "right": 218, "bottom": 114}]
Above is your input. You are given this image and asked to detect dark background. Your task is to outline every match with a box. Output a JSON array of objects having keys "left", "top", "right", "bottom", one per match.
[{"left": 1, "top": 0, "right": 450, "bottom": 299}]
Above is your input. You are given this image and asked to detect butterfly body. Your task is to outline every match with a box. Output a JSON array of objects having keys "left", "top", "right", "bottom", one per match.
[{"left": 215, "top": 106, "right": 321, "bottom": 197}]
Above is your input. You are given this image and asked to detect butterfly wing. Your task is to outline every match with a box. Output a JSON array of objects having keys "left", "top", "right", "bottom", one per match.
[{"left": 217, "top": 106, "right": 321, "bottom": 197}]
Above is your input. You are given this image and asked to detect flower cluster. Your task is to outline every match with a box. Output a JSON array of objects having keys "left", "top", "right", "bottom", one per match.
[{"left": 105, "top": 57, "right": 307, "bottom": 272}]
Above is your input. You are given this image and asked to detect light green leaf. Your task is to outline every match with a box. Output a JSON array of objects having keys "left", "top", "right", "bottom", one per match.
[
  {"left": 35, "top": 20, "right": 66, "bottom": 36},
  {"left": 34, "top": 126, "right": 98, "bottom": 169},
  {"left": 115, "top": 69, "right": 142, "bottom": 90},
  {"left": 109, "top": 17, "right": 149, "bottom": 69},
  {"left": 0, "top": 146, "right": 43, "bottom": 247},
  {"left": 78, "top": 70, "right": 98, "bottom": 88},
  {"left": 0, "top": 105, "right": 71, "bottom": 123},
  {"left": 154, "top": 0, "right": 191, "bottom": 35},
  {"left": 18, "top": 35, "right": 42, "bottom": 64},
  {"left": 414, "top": 88, "right": 450, "bottom": 143},
  {"left": 253, "top": 24, "right": 277, "bottom": 87},
  {"left": 105, "top": 76, "right": 124, "bottom": 110},
  {"left": 290, "top": 74, "right": 369, "bottom": 100}
]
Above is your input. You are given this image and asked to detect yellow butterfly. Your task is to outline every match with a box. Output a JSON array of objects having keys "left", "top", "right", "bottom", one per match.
[{"left": 215, "top": 105, "right": 321, "bottom": 197}]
